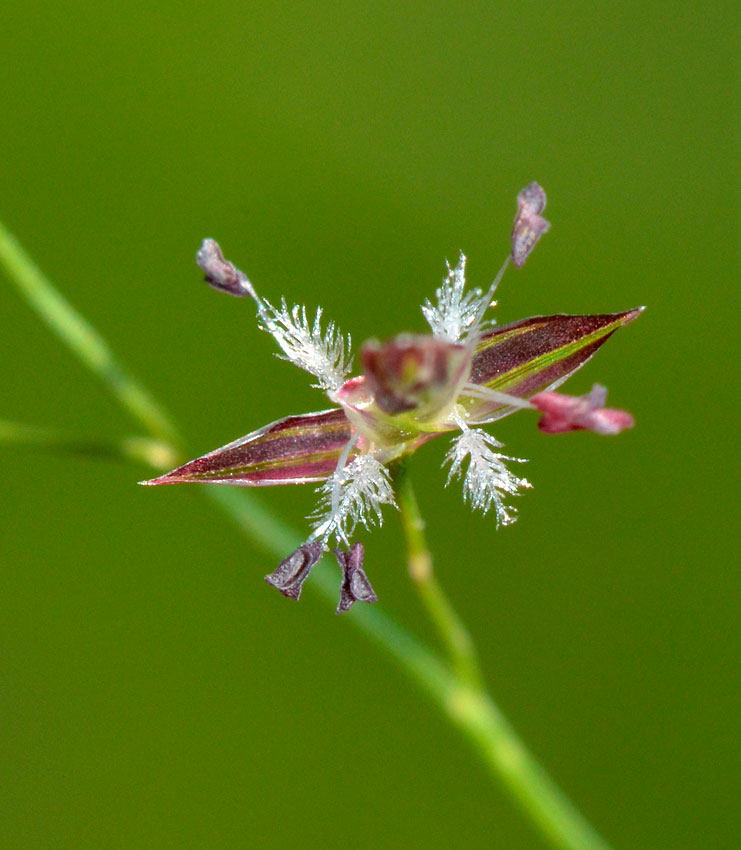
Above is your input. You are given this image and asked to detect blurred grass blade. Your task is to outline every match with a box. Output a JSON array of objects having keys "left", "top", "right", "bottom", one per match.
[
  {"left": 0, "top": 419, "right": 179, "bottom": 470},
  {"left": 0, "top": 221, "right": 183, "bottom": 447}
]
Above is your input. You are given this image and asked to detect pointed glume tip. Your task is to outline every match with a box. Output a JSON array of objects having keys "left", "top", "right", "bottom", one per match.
[{"left": 622, "top": 306, "right": 646, "bottom": 324}]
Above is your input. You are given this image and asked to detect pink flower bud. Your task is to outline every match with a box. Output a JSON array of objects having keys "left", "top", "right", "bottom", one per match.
[
  {"left": 531, "top": 384, "right": 634, "bottom": 435},
  {"left": 511, "top": 183, "right": 550, "bottom": 269}
]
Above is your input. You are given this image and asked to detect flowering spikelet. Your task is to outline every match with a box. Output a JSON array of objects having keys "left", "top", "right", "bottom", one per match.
[
  {"left": 146, "top": 183, "right": 642, "bottom": 612},
  {"left": 445, "top": 429, "right": 531, "bottom": 527},
  {"left": 422, "top": 254, "right": 491, "bottom": 343},
  {"left": 312, "top": 454, "right": 397, "bottom": 544},
  {"left": 258, "top": 298, "right": 351, "bottom": 391}
]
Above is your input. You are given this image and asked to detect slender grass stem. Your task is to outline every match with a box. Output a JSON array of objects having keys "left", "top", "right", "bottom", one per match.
[
  {"left": 0, "top": 218, "right": 615, "bottom": 850},
  {"left": 0, "top": 221, "right": 183, "bottom": 448},
  {"left": 394, "top": 461, "right": 483, "bottom": 688},
  {"left": 442, "top": 684, "right": 614, "bottom": 850},
  {"left": 394, "top": 463, "right": 613, "bottom": 850}
]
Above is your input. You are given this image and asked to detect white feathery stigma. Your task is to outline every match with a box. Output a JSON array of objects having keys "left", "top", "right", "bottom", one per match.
[
  {"left": 445, "top": 428, "right": 531, "bottom": 527},
  {"left": 311, "top": 453, "right": 397, "bottom": 544},
  {"left": 258, "top": 298, "right": 351, "bottom": 391},
  {"left": 422, "top": 253, "right": 494, "bottom": 343}
]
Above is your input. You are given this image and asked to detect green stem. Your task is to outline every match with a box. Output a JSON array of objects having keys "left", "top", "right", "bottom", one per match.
[
  {"left": 0, "top": 221, "right": 183, "bottom": 448},
  {"left": 442, "top": 685, "right": 613, "bottom": 850},
  {"left": 393, "top": 465, "right": 613, "bottom": 850},
  {"left": 394, "top": 461, "right": 483, "bottom": 688},
  {"left": 0, "top": 218, "right": 615, "bottom": 850}
]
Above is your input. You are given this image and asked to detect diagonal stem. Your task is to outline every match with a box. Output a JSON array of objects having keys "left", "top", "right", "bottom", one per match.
[
  {"left": 393, "top": 460, "right": 484, "bottom": 688},
  {"left": 0, "top": 221, "right": 184, "bottom": 448},
  {"left": 394, "top": 462, "right": 614, "bottom": 850},
  {"left": 0, "top": 218, "right": 615, "bottom": 850}
]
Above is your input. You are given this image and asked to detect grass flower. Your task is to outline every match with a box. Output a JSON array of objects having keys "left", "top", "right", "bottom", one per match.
[{"left": 143, "top": 183, "right": 642, "bottom": 612}]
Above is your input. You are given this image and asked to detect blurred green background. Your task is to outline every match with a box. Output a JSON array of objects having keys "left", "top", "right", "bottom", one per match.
[{"left": 1, "top": 1, "right": 737, "bottom": 848}]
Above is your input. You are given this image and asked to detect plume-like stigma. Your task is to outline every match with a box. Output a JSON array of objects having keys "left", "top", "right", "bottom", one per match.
[
  {"left": 445, "top": 428, "right": 531, "bottom": 527},
  {"left": 422, "top": 253, "right": 492, "bottom": 343},
  {"left": 312, "top": 453, "right": 397, "bottom": 544},
  {"left": 259, "top": 299, "right": 352, "bottom": 391}
]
